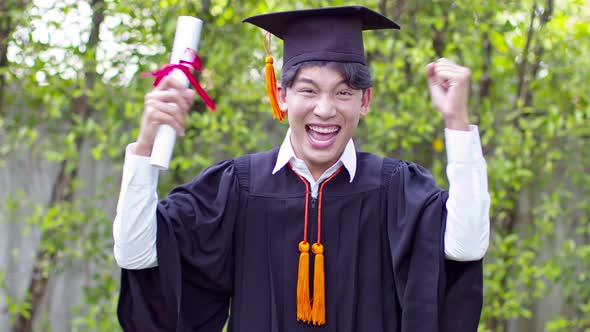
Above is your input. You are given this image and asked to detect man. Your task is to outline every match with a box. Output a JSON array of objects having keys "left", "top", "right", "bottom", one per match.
[{"left": 114, "top": 6, "right": 490, "bottom": 332}]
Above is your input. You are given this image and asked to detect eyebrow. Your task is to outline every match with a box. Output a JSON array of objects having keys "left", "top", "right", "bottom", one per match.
[{"left": 293, "top": 77, "right": 349, "bottom": 88}]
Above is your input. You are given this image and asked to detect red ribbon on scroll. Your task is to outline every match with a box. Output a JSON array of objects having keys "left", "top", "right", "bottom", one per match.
[{"left": 142, "top": 48, "right": 216, "bottom": 111}]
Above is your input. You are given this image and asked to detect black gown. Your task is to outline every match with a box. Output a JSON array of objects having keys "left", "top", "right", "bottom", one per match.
[{"left": 117, "top": 148, "right": 483, "bottom": 331}]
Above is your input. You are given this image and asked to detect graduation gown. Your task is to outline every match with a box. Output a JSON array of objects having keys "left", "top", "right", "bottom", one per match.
[{"left": 118, "top": 148, "right": 483, "bottom": 331}]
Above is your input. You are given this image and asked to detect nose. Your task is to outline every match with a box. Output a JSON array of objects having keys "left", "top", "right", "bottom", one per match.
[{"left": 313, "top": 96, "right": 336, "bottom": 118}]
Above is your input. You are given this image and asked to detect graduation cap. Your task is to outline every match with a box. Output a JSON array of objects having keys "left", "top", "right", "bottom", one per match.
[
  {"left": 243, "top": 6, "right": 400, "bottom": 122},
  {"left": 243, "top": 6, "right": 399, "bottom": 326}
]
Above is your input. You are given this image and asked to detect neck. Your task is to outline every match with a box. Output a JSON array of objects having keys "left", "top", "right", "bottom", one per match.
[{"left": 308, "top": 165, "right": 327, "bottom": 182}]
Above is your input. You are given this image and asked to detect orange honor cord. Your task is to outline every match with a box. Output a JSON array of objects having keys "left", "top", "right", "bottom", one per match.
[
  {"left": 288, "top": 163, "right": 312, "bottom": 322},
  {"left": 289, "top": 164, "right": 344, "bottom": 326},
  {"left": 263, "top": 32, "right": 285, "bottom": 121},
  {"left": 311, "top": 166, "right": 343, "bottom": 325}
]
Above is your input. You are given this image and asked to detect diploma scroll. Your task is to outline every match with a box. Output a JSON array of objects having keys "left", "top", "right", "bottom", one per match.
[{"left": 150, "top": 16, "right": 203, "bottom": 170}]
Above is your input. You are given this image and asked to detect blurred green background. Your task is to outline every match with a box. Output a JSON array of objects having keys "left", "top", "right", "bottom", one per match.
[{"left": 0, "top": 0, "right": 589, "bottom": 331}]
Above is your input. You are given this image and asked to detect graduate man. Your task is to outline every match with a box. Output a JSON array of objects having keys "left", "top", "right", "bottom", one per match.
[{"left": 114, "top": 5, "right": 490, "bottom": 332}]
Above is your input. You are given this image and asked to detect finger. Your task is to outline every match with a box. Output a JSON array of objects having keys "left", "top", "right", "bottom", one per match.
[
  {"left": 144, "top": 91, "right": 191, "bottom": 133},
  {"left": 434, "top": 62, "right": 471, "bottom": 75},
  {"left": 153, "top": 75, "right": 186, "bottom": 92},
  {"left": 146, "top": 90, "right": 181, "bottom": 102},
  {"left": 170, "top": 88, "right": 190, "bottom": 113},
  {"left": 167, "top": 86, "right": 192, "bottom": 112},
  {"left": 426, "top": 62, "right": 436, "bottom": 78},
  {"left": 146, "top": 113, "right": 185, "bottom": 136},
  {"left": 146, "top": 89, "right": 190, "bottom": 113},
  {"left": 434, "top": 65, "right": 470, "bottom": 76},
  {"left": 182, "top": 88, "right": 196, "bottom": 104},
  {"left": 434, "top": 69, "right": 463, "bottom": 81},
  {"left": 435, "top": 57, "right": 457, "bottom": 66},
  {"left": 428, "top": 62, "right": 457, "bottom": 79},
  {"left": 144, "top": 100, "right": 187, "bottom": 135},
  {"left": 147, "top": 99, "right": 187, "bottom": 128},
  {"left": 426, "top": 63, "right": 446, "bottom": 89},
  {"left": 426, "top": 76, "right": 446, "bottom": 105},
  {"left": 147, "top": 110, "right": 185, "bottom": 136},
  {"left": 434, "top": 68, "right": 471, "bottom": 83}
]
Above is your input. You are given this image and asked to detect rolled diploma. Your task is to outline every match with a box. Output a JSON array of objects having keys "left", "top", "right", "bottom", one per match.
[{"left": 150, "top": 16, "right": 203, "bottom": 169}]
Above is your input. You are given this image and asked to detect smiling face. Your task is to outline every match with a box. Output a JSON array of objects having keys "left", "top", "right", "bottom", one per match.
[{"left": 278, "top": 65, "right": 372, "bottom": 179}]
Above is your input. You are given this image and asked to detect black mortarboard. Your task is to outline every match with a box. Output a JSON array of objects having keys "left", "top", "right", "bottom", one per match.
[
  {"left": 243, "top": 5, "right": 400, "bottom": 72},
  {"left": 242, "top": 6, "right": 399, "bottom": 122}
]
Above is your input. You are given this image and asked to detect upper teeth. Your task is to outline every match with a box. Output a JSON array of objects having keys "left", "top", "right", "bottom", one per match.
[{"left": 309, "top": 126, "right": 338, "bottom": 134}]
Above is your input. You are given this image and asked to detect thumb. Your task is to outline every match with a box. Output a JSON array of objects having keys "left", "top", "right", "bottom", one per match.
[
  {"left": 426, "top": 62, "right": 438, "bottom": 93},
  {"left": 426, "top": 62, "right": 436, "bottom": 78},
  {"left": 426, "top": 63, "right": 441, "bottom": 92},
  {"left": 425, "top": 62, "right": 438, "bottom": 87},
  {"left": 426, "top": 62, "right": 445, "bottom": 111}
]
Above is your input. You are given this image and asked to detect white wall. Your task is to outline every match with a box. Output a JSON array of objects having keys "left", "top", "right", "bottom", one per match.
[{"left": 0, "top": 139, "right": 120, "bottom": 331}]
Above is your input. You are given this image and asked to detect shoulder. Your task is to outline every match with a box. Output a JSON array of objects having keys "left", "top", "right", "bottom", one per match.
[
  {"left": 235, "top": 147, "right": 279, "bottom": 166},
  {"left": 199, "top": 148, "right": 279, "bottom": 177},
  {"left": 356, "top": 151, "right": 437, "bottom": 188},
  {"left": 231, "top": 147, "right": 280, "bottom": 193},
  {"left": 174, "top": 148, "right": 279, "bottom": 197},
  {"left": 234, "top": 147, "right": 279, "bottom": 175},
  {"left": 355, "top": 151, "right": 401, "bottom": 179},
  {"left": 352, "top": 152, "right": 397, "bottom": 190}
]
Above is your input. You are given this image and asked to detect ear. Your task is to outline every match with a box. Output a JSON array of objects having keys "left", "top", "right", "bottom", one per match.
[
  {"left": 360, "top": 87, "right": 372, "bottom": 117},
  {"left": 277, "top": 85, "right": 288, "bottom": 112}
]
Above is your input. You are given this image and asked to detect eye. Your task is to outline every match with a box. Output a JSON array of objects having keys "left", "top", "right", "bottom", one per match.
[
  {"left": 337, "top": 90, "right": 354, "bottom": 96},
  {"left": 298, "top": 88, "right": 316, "bottom": 95}
]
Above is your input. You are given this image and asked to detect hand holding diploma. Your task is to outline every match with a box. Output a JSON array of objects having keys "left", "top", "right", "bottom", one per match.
[
  {"left": 135, "top": 76, "right": 195, "bottom": 157},
  {"left": 136, "top": 16, "right": 215, "bottom": 168}
]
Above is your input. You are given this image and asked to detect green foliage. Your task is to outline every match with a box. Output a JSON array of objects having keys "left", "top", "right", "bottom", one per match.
[{"left": 0, "top": 0, "right": 589, "bottom": 330}]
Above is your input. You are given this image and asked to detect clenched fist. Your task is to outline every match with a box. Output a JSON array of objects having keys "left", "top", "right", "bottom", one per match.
[
  {"left": 426, "top": 58, "right": 471, "bottom": 131},
  {"left": 135, "top": 76, "right": 196, "bottom": 156}
]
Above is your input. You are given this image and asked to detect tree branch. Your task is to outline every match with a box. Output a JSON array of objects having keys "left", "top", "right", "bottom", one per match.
[
  {"left": 432, "top": 12, "right": 448, "bottom": 58},
  {"left": 524, "top": 0, "right": 553, "bottom": 107},
  {"left": 515, "top": 3, "right": 537, "bottom": 107},
  {"left": 479, "top": 33, "right": 492, "bottom": 103}
]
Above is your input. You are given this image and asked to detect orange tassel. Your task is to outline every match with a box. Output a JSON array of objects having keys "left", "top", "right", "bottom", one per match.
[
  {"left": 265, "top": 56, "right": 285, "bottom": 121},
  {"left": 297, "top": 241, "right": 312, "bottom": 322},
  {"left": 311, "top": 243, "right": 326, "bottom": 325}
]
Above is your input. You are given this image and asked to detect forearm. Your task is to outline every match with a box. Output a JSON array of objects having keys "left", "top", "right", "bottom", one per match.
[
  {"left": 113, "top": 143, "right": 159, "bottom": 269},
  {"left": 443, "top": 126, "right": 490, "bottom": 261}
]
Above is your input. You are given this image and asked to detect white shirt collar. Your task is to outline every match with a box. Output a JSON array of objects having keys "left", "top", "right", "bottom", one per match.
[{"left": 272, "top": 128, "right": 357, "bottom": 183}]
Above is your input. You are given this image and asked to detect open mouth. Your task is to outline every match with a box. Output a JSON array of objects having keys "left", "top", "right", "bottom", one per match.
[{"left": 306, "top": 125, "right": 340, "bottom": 147}]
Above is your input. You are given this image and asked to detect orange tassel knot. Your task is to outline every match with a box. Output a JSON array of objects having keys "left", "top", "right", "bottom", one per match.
[
  {"left": 262, "top": 32, "right": 284, "bottom": 122},
  {"left": 265, "top": 56, "right": 285, "bottom": 121},
  {"left": 297, "top": 241, "right": 312, "bottom": 322},
  {"left": 311, "top": 243, "right": 326, "bottom": 325}
]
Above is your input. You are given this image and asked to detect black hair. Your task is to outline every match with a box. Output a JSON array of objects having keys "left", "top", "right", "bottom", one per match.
[{"left": 280, "top": 61, "right": 373, "bottom": 90}]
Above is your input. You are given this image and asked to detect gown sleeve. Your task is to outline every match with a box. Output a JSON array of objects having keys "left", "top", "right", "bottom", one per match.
[
  {"left": 386, "top": 160, "right": 483, "bottom": 332},
  {"left": 118, "top": 159, "right": 240, "bottom": 331}
]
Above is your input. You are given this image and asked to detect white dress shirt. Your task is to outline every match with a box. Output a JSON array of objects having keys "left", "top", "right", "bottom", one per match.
[{"left": 113, "top": 125, "right": 490, "bottom": 269}]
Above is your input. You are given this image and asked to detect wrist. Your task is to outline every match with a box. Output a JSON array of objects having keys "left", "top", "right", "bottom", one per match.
[
  {"left": 134, "top": 142, "right": 153, "bottom": 156},
  {"left": 443, "top": 112, "right": 470, "bottom": 131}
]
